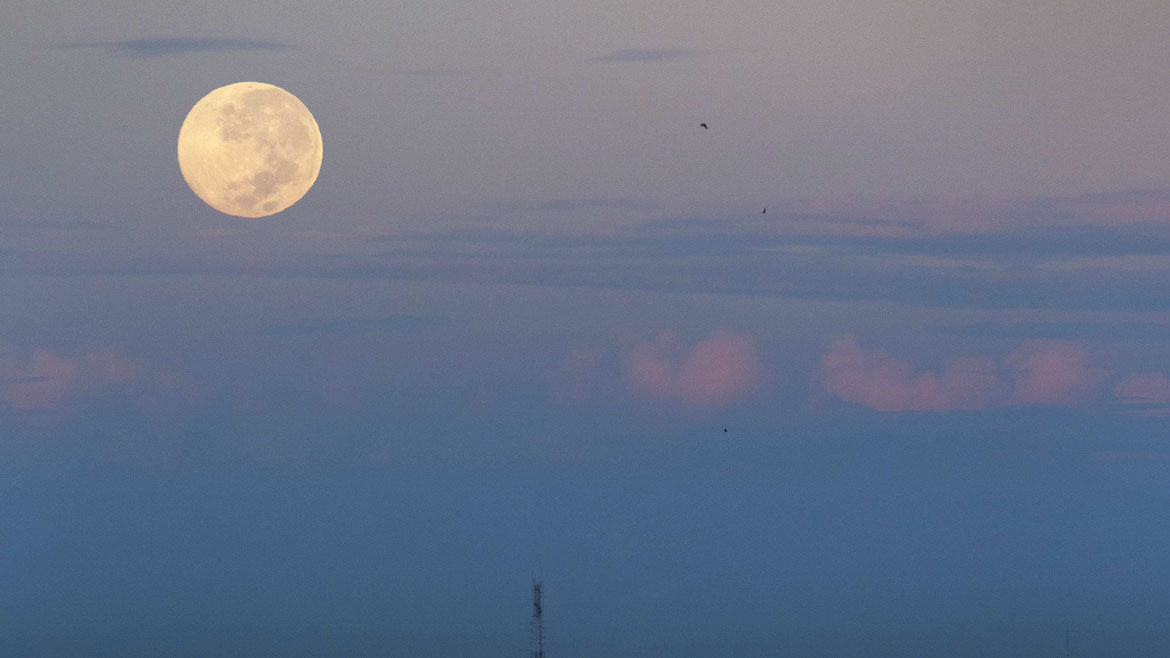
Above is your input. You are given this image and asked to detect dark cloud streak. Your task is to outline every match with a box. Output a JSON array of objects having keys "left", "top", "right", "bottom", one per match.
[
  {"left": 262, "top": 315, "right": 447, "bottom": 337},
  {"left": 590, "top": 48, "right": 702, "bottom": 63},
  {"left": 399, "top": 68, "right": 467, "bottom": 77},
  {"left": 56, "top": 38, "right": 295, "bottom": 58}
]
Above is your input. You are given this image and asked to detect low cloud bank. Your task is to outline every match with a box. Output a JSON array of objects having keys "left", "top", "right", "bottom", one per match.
[
  {"left": 552, "top": 330, "right": 760, "bottom": 410},
  {"left": 0, "top": 345, "right": 175, "bottom": 412},
  {"left": 624, "top": 331, "right": 759, "bottom": 407},
  {"left": 820, "top": 337, "right": 1100, "bottom": 411}
]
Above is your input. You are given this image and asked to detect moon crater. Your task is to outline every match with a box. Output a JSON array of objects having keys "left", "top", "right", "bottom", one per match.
[{"left": 177, "top": 82, "right": 322, "bottom": 218}]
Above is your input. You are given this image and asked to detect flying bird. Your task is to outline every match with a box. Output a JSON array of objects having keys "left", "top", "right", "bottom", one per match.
[
  {"left": 700, "top": 123, "right": 708, "bottom": 129},
  {"left": 762, "top": 208, "right": 766, "bottom": 214}
]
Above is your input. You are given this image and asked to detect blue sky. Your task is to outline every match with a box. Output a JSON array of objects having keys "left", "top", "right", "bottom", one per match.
[{"left": 5, "top": 1, "right": 1170, "bottom": 656}]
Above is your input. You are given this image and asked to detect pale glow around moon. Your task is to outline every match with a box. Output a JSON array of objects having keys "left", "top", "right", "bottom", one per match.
[{"left": 177, "top": 82, "right": 322, "bottom": 218}]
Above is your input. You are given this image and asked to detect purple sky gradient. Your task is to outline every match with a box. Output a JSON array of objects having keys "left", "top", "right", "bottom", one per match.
[{"left": 5, "top": 1, "right": 1170, "bottom": 656}]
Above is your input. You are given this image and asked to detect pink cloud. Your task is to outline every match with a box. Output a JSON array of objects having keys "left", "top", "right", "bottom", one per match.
[
  {"left": 819, "top": 336, "right": 1001, "bottom": 412},
  {"left": 1115, "top": 372, "right": 1170, "bottom": 405},
  {"left": 624, "top": 330, "right": 759, "bottom": 407},
  {"left": 1004, "top": 340, "right": 1097, "bottom": 406},
  {"left": 820, "top": 337, "right": 1100, "bottom": 412},
  {"left": 2, "top": 349, "right": 81, "bottom": 410},
  {"left": 0, "top": 345, "right": 170, "bottom": 412}
]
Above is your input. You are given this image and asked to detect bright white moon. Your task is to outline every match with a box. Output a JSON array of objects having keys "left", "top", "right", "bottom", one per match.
[{"left": 177, "top": 81, "right": 322, "bottom": 218}]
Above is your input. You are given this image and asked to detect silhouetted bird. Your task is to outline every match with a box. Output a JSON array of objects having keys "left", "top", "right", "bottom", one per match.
[
  {"left": 700, "top": 123, "right": 708, "bottom": 129},
  {"left": 723, "top": 428, "right": 728, "bottom": 432},
  {"left": 762, "top": 208, "right": 766, "bottom": 214}
]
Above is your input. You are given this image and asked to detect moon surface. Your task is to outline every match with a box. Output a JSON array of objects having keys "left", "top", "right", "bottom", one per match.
[{"left": 177, "top": 82, "right": 322, "bottom": 218}]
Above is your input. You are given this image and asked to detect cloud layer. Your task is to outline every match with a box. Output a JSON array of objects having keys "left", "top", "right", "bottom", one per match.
[{"left": 16, "top": 188, "right": 1170, "bottom": 314}]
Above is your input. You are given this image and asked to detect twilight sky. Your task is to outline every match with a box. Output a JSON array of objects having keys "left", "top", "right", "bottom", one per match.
[{"left": 5, "top": 2, "right": 1170, "bottom": 656}]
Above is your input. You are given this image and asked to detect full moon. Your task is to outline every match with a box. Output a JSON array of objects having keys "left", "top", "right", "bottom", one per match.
[{"left": 177, "top": 81, "right": 322, "bottom": 218}]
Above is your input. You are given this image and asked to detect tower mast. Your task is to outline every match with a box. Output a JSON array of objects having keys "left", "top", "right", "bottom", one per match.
[{"left": 531, "top": 580, "right": 545, "bottom": 658}]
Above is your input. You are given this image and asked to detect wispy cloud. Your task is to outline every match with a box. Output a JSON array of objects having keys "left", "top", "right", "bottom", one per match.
[
  {"left": 590, "top": 48, "right": 702, "bottom": 63},
  {"left": 474, "top": 198, "right": 659, "bottom": 217},
  {"left": 939, "top": 321, "right": 1170, "bottom": 340},
  {"left": 57, "top": 38, "right": 295, "bottom": 58},
  {"left": 399, "top": 68, "right": 468, "bottom": 77},
  {"left": 263, "top": 315, "right": 446, "bottom": 337},
  {"left": 783, "top": 190, "right": 1170, "bottom": 234},
  {"left": 539, "top": 199, "right": 659, "bottom": 212},
  {"left": 1030, "top": 189, "right": 1170, "bottom": 226},
  {"left": 2, "top": 220, "right": 109, "bottom": 232}
]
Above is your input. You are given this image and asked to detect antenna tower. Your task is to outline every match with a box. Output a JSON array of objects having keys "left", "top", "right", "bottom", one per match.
[{"left": 531, "top": 580, "right": 545, "bottom": 658}]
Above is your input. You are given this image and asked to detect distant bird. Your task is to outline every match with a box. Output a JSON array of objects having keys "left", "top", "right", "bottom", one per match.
[
  {"left": 723, "top": 428, "right": 728, "bottom": 432},
  {"left": 700, "top": 123, "right": 708, "bottom": 129},
  {"left": 762, "top": 208, "right": 766, "bottom": 214}
]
